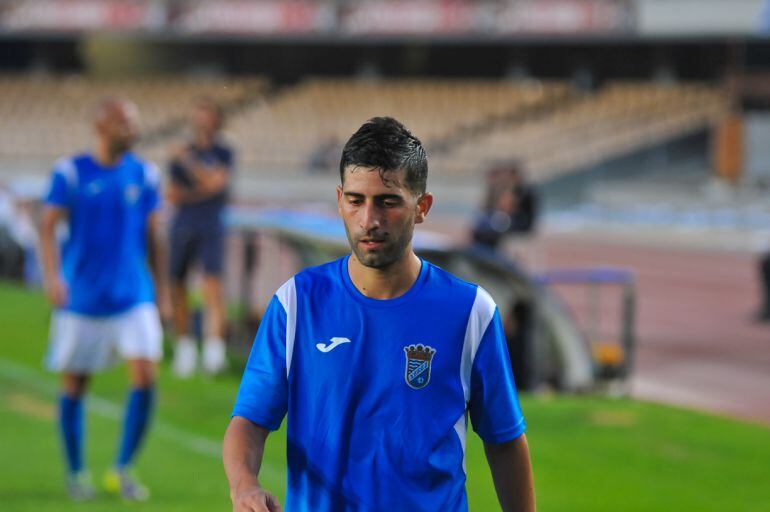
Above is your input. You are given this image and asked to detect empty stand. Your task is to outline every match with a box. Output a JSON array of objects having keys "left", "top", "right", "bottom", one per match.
[
  {"left": 431, "top": 82, "right": 728, "bottom": 181},
  {"left": 0, "top": 76, "right": 726, "bottom": 186},
  {"left": 224, "top": 78, "right": 571, "bottom": 173},
  {"left": 0, "top": 74, "right": 268, "bottom": 164}
]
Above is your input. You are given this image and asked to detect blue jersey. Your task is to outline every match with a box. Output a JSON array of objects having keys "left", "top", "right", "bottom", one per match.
[
  {"left": 233, "top": 256, "right": 525, "bottom": 511},
  {"left": 44, "top": 153, "right": 160, "bottom": 316}
]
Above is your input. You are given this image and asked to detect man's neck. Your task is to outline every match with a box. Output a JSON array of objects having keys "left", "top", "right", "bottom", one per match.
[
  {"left": 348, "top": 251, "right": 422, "bottom": 300},
  {"left": 93, "top": 143, "right": 123, "bottom": 168},
  {"left": 194, "top": 132, "right": 215, "bottom": 150}
]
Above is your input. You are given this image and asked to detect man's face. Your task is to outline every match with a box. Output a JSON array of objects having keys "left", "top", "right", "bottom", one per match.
[
  {"left": 192, "top": 106, "right": 220, "bottom": 136},
  {"left": 96, "top": 101, "right": 138, "bottom": 154},
  {"left": 337, "top": 166, "right": 431, "bottom": 269}
]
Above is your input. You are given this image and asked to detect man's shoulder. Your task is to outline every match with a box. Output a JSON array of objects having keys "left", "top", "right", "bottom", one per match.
[
  {"left": 423, "top": 261, "right": 497, "bottom": 316},
  {"left": 274, "top": 258, "right": 343, "bottom": 299},
  {"left": 196, "top": 140, "right": 234, "bottom": 165},
  {"left": 53, "top": 153, "right": 87, "bottom": 174},
  {"left": 122, "top": 152, "right": 154, "bottom": 170},
  {"left": 213, "top": 140, "right": 234, "bottom": 156},
  {"left": 122, "top": 153, "right": 160, "bottom": 183},
  {"left": 294, "top": 258, "right": 343, "bottom": 288},
  {"left": 269, "top": 258, "right": 343, "bottom": 315},
  {"left": 215, "top": 142, "right": 234, "bottom": 168},
  {"left": 424, "top": 260, "right": 481, "bottom": 296}
]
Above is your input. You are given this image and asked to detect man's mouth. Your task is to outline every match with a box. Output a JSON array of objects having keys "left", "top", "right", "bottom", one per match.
[{"left": 359, "top": 238, "right": 386, "bottom": 249}]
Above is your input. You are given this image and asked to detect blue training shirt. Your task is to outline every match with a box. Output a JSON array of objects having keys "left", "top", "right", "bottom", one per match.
[
  {"left": 233, "top": 255, "right": 526, "bottom": 512},
  {"left": 44, "top": 152, "right": 160, "bottom": 316}
]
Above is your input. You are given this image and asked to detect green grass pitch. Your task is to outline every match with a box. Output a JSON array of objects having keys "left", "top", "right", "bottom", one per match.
[{"left": 0, "top": 282, "right": 769, "bottom": 511}]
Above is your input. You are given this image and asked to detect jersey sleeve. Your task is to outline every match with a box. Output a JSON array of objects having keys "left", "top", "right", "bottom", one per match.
[
  {"left": 44, "top": 160, "right": 74, "bottom": 208},
  {"left": 142, "top": 163, "right": 162, "bottom": 214},
  {"left": 232, "top": 294, "right": 289, "bottom": 431},
  {"left": 468, "top": 307, "right": 526, "bottom": 444}
]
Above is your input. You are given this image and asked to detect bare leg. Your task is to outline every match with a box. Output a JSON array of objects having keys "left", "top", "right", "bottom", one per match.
[
  {"left": 127, "top": 359, "right": 157, "bottom": 389},
  {"left": 201, "top": 274, "right": 227, "bottom": 374},
  {"left": 62, "top": 373, "right": 91, "bottom": 398},
  {"left": 202, "top": 274, "right": 225, "bottom": 339},
  {"left": 171, "top": 280, "right": 197, "bottom": 377},
  {"left": 171, "top": 281, "right": 189, "bottom": 338}
]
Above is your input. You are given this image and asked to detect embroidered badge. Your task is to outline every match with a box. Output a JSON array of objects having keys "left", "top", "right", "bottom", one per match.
[
  {"left": 125, "top": 184, "right": 141, "bottom": 204},
  {"left": 404, "top": 344, "right": 436, "bottom": 390}
]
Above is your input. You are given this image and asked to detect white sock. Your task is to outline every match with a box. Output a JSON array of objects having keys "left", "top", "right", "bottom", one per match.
[
  {"left": 177, "top": 335, "right": 195, "bottom": 348},
  {"left": 204, "top": 337, "right": 224, "bottom": 347},
  {"left": 202, "top": 337, "right": 227, "bottom": 374}
]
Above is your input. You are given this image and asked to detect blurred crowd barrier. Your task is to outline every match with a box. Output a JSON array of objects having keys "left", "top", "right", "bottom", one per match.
[
  {"left": 2, "top": 0, "right": 769, "bottom": 37},
  {"left": 0, "top": 75, "right": 268, "bottom": 165}
]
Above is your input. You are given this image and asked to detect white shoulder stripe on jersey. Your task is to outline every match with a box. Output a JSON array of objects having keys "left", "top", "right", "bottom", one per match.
[
  {"left": 143, "top": 161, "right": 160, "bottom": 188},
  {"left": 460, "top": 286, "right": 496, "bottom": 403},
  {"left": 276, "top": 277, "right": 297, "bottom": 379},
  {"left": 53, "top": 157, "right": 78, "bottom": 188}
]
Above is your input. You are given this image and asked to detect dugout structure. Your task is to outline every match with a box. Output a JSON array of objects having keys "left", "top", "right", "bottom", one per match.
[{"left": 224, "top": 207, "right": 634, "bottom": 393}]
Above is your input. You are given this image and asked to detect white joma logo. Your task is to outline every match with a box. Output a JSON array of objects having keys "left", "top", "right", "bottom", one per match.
[{"left": 316, "top": 337, "right": 351, "bottom": 353}]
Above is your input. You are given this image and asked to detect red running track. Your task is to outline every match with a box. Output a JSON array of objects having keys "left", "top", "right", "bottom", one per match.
[{"left": 538, "top": 234, "right": 770, "bottom": 426}]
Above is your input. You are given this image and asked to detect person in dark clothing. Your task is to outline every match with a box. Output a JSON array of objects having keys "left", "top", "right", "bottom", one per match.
[
  {"left": 756, "top": 252, "right": 770, "bottom": 322},
  {"left": 472, "top": 163, "right": 538, "bottom": 250},
  {"left": 167, "top": 98, "right": 233, "bottom": 377}
]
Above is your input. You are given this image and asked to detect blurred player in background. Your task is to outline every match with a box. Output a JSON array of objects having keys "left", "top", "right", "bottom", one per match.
[
  {"left": 223, "top": 117, "right": 535, "bottom": 511},
  {"left": 39, "top": 98, "right": 168, "bottom": 501},
  {"left": 472, "top": 163, "right": 538, "bottom": 251},
  {"left": 755, "top": 251, "right": 770, "bottom": 321},
  {"left": 167, "top": 98, "right": 233, "bottom": 377}
]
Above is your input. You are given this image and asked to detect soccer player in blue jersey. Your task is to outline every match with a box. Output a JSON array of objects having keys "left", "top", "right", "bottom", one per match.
[
  {"left": 223, "top": 117, "right": 535, "bottom": 512},
  {"left": 39, "top": 98, "right": 168, "bottom": 502}
]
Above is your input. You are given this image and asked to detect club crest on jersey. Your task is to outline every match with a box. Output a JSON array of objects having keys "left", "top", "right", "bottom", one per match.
[
  {"left": 403, "top": 344, "right": 436, "bottom": 390},
  {"left": 125, "top": 184, "right": 141, "bottom": 204}
]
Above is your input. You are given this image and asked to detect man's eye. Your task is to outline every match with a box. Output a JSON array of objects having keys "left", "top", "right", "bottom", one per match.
[
  {"left": 348, "top": 199, "right": 363, "bottom": 205},
  {"left": 382, "top": 200, "right": 400, "bottom": 207}
]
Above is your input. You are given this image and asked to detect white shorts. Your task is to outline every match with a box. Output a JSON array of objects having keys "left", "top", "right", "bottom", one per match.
[{"left": 45, "top": 303, "right": 163, "bottom": 373}]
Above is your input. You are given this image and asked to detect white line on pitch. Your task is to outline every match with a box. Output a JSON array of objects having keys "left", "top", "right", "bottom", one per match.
[{"left": 0, "top": 357, "right": 283, "bottom": 482}]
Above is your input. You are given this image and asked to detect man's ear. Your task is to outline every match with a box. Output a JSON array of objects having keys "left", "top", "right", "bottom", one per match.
[
  {"left": 415, "top": 192, "right": 434, "bottom": 224},
  {"left": 336, "top": 185, "right": 344, "bottom": 216}
]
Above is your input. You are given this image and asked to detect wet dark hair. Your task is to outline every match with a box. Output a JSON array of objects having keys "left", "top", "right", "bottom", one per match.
[{"left": 339, "top": 117, "right": 428, "bottom": 195}]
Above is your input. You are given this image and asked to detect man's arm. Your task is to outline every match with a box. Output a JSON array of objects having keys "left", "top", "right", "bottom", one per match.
[
  {"left": 168, "top": 146, "right": 230, "bottom": 204},
  {"left": 484, "top": 434, "right": 536, "bottom": 512},
  {"left": 166, "top": 166, "right": 228, "bottom": 205},
  {"left": 146, "top": 211, "right": 171, "bottom": 322},
  {"left": 39, "top": 206, "right": 68, "bottom": 307},
  {"left": 185, "top": 159, "right": 229, "bottom": 195},
  {"left": 223, "top": 416, "right": 282, "bottom": 512},
  {"left": 165, "top": 181, "right": 202, "bottom": 205}
]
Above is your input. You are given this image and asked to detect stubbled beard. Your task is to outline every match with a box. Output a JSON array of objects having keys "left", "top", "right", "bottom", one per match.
[
  {"left": 111, "top": 138, "right": 134, "bottom": 154},
  {"left": 345, "top": 224, "right": 414, "bottom": 270}
]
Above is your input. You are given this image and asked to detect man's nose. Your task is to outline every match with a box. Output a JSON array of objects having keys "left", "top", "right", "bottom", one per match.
[{"left": 360, "top": 202, "right": 382, "bottom": 231}]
